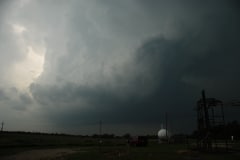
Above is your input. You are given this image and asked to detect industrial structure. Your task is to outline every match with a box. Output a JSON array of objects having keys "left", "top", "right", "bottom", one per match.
[
  {"left": 196, "top": 90, "right": 240, "bottom": 151},
  {"left": 158, "top": 126, "right": 170, "bottom": 143},
  {"left": 158, "top": 113, "right": 171, "bottom": 143}
]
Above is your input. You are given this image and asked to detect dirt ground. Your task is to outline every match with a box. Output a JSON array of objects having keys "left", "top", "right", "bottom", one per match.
[{"left": 2, "top": 148, "right": 76, "bottom": 160}]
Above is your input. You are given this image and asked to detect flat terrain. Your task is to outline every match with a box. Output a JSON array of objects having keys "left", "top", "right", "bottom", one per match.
[
  {"left": 0, "top": 132, "right": 240, "bottom": 160},
  {"left": 2, "top": 145, "right": 240, "bottom": 160},
  {"left": 2, "top": 148, "right": 76, "bottom": 160}
]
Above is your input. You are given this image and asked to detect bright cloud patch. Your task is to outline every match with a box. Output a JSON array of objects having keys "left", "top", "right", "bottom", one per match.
[
  {"left": 7, "top": 23, "right": 46, "bottom": 91},
  {"left": 12, "top": 24, "right": 26, "bottom": 34},
  {"left": 11, "top": 46, "right": 45, "bottom": 91}
]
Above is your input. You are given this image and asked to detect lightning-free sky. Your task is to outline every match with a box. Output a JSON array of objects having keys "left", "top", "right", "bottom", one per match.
[{"left": 0, "top": 0, "right": 240, "bottom": 135}]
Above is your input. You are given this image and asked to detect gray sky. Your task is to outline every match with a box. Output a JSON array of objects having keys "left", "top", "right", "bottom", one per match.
[{"left": 0, "top": 0, "right": 240, "bottom": 135}]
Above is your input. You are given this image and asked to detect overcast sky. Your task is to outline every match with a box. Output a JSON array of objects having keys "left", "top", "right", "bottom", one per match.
[{"left": 0, "top": 0, "right": 240, "bottom": 135}]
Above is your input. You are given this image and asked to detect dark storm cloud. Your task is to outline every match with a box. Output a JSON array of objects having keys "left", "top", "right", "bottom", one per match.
[
  {"left": 1, "top": 0, "right": 240, "bottom": 134},
  {"left": 29, "top": 0, "right": 240, "bottom": 134},
  {"left": 0, "top": 88, "right": 33, "bottom": 111},
  {"left": 0, "top": 89, "right": 8, "bottom": 101},
  {"left": 31, "top": 27, "right": 240, "bottom": 133}
]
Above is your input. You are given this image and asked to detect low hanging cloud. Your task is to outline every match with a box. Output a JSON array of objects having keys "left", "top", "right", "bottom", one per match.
[{"left": 0, "top": 0, "right": 240, "bottom": 134}]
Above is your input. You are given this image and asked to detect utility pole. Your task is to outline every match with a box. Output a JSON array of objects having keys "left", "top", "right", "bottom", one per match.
[
  {"left": 99, "top": 120, "right": 102, "bottom": 152},
  {"left": 165, "top": 112, "right": 168, "bottom": 138},
  {"left": 201, "top": 90, "right": 211, "bottom": 150},
  {"left": 99, "top": 120, "right": 102, "bottom": 137},
  {"left": 202, "top": 90, "right": 210, "bottom": 129},
  {"left": 1, "top": 121, "right": 4, "bottom": 132}
]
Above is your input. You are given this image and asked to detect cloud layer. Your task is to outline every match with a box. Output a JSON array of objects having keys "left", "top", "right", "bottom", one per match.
[{"left": 0, "top": 0, "right": 240, "bottom": 135}]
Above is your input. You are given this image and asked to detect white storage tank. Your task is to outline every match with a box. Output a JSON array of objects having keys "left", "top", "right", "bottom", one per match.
[{"left": 157, "top": 125, "right": 170, "bottom": 143}]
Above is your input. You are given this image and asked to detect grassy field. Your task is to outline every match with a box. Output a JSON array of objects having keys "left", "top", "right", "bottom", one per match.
[
  {"left": 62, "top": 144, "right": 240, "bottom": 160},
  {"left": 0, "top": 132, "right": 240, "bottom": 160}
]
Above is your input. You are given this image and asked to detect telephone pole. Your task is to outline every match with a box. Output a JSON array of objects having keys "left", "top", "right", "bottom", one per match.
[
  {"left": 1, "top": 121, "right": 4, "bottom": 132},
  {"left": 165, "top": 112, "right": 168, "bottom": 138},
  {"left": 98, "top": 120, "right": 102, "bottom": 152}
]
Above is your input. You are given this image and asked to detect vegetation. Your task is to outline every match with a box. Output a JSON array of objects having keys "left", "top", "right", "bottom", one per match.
[
  {"left": 63, "top": 144, "right": 240, "bottom": 160},
  {"left": 0, "top": 131, "right": 240, "bottom": 159}
]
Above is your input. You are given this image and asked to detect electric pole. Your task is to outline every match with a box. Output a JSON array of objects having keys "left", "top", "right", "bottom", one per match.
[
  {"left": 98, "top": 120, "right": 102, "bottom": 152},
  {"left": 1, "top": 121, "right": 4, "bottom": 132}
]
